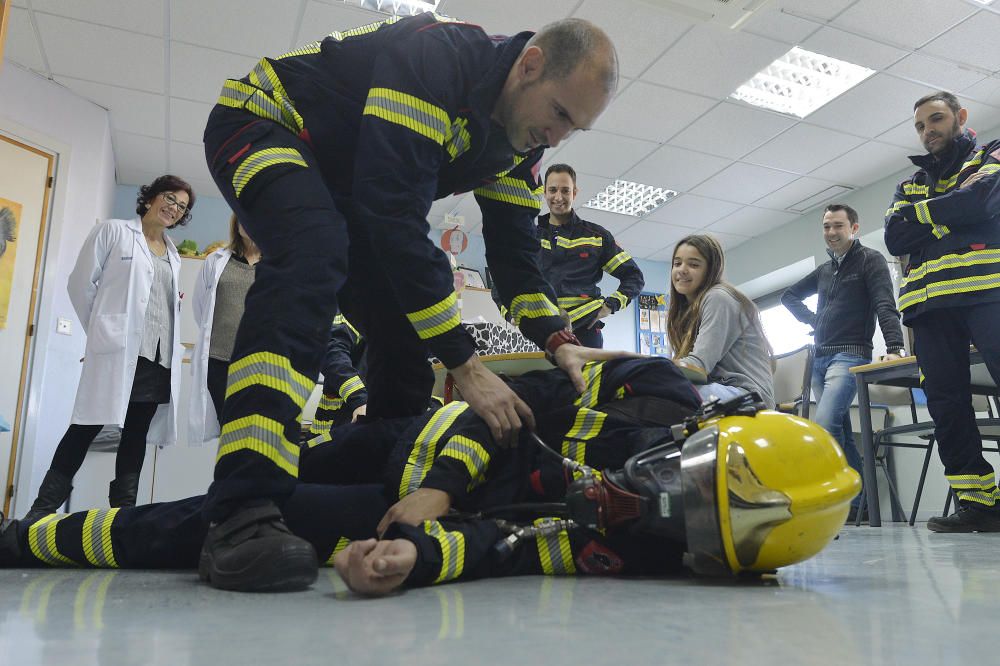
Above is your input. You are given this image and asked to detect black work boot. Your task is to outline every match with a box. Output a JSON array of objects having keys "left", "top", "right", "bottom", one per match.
[
  {"left": 927, "top": 503, "right": 1000, "bottom": 533},
  {"left": 22, "top": 469, "right": 73, "bottom": 524},
  {"left": 109, "top": 473, "right": 141, "bottom": 508},
  {"left": 198, "top": 500, "right": 318, "bottom": 592},
  {"left": 0, "top": 513, "right": 23, "bottom": 567}
]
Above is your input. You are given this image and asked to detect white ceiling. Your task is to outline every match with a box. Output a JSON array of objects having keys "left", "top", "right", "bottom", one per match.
[{"left": 7, "top": 0, "right": 1000, "bottom": 260}]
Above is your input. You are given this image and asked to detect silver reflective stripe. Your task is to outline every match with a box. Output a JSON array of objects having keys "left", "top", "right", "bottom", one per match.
[
  {"left": 365, "top": 94, "right": 448, "bottom": 143},
  {"left": 220, "top": 420, "right": 299, "bottom": 470},
  {"left": 227, "top": 354, "right": 313, "bottom": 407}
]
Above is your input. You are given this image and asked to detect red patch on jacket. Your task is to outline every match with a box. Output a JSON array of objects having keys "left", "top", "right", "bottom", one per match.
[
  {"left": 579, "top": 252, "right": 589, "bottom": 258},
  {"left": 576, "top": 541, "right": 624, "bottom": 575}
]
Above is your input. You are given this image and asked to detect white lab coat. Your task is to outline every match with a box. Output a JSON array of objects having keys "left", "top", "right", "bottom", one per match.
[
  {"left": 68, "top": 217, "right": 182, "bottom": 447},
  {"left": 188, "top": 248, "right": 232, "bottom": 446}
]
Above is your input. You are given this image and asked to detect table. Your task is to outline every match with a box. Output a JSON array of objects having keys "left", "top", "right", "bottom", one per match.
[{"left": 851, "top": 351, "right": 994, "bottom": 526}]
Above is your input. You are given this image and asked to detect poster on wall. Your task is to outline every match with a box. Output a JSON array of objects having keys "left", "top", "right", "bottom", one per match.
[{"left": 0, "top": 197, "right": 22, "bottom": 330}]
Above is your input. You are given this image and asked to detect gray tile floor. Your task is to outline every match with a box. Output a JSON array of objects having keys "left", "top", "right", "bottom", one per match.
[{"left": 0, "top": 525, "right": 997, "bottom": 665}]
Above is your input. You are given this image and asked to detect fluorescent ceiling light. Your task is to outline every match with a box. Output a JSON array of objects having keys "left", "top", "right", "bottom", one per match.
[
  {"left": 730, "top": 47, "right": 875, "bottom": 118},
  {"left": 342, "top": 0, "right": 441, "bottom": 16},
  {"left": 584, "top": 180, "right": 678, "bottom": 217}
]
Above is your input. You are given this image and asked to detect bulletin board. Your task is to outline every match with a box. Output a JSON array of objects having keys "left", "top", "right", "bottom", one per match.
[{"left": 635, "top": 292, "right": 670, "bottom": 357}]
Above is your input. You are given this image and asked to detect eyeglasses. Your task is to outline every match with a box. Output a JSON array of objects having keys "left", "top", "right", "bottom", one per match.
[{"left": 161, "top": 192, "right": 190, "bottom": 214}]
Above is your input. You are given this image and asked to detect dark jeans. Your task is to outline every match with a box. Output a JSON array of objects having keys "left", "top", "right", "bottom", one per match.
[
  {"left": 49, "top": 402, "right": 158, "bottom": 480},
  {"left": 206, "top": 358, "right": 229, "bottom": 427}
]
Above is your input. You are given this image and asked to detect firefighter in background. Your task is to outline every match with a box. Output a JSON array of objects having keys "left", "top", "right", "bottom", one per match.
[
  {"left": 884, "top": 90, "right": 1000, "bottom": 532},
  {"left": 307, "top": 315, "right": 368, "bottom": 442},
  {"left": 0, "top": 358, "right": 859, "bottom": 596},
  {"left": 538, "top": 163, "right": 644, "bottom": 348},
  {"left": 199, "top": 14, "right": 623, "bottom": 591}
]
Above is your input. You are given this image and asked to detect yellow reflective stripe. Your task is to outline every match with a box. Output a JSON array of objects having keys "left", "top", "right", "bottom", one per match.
[
  {"left": 885, "top": 199, "right": 910, "bottom": 218},
  {"left": 955, "top": 490, "right": 1000, "bottom": 506},
  {"left": 561, "top": 407, "right": 606, "bottom": 463},
  {"left": 406, "top": 292, "right": 461, "bottom": 340},
  {"left": 28, "top": 514, "right": 76, "bottom": 567},
  {"left": 339, "top": 375, "right": 365, "bottom": 400},
  {"left": 509, "top": 293, "right": 560, "bottom": 325},
  {"left": 363, "top": 87, "right": 450, "bottom": 145},
  {"left": 902, "top": 183, "right": 929, "bottom": 197},
  {"left": 217, "top": 79, "right": 304, "bottom": 135},
  {"left": 609, "top": 291, "right": 628, "bottom": 309},
  {"left": 276, "top": 42, "right": 321, "bottom": 59},
  {"left": 978, "top": 164, "right": 1000, "bottom": 176},
  {"left": 936, "top": 151, "right": 985, "bottom": 191},
  {"left": 574, "top": 362, "right": 604, "bottom": 408},
  {"left": 81, "top": 509, "right": 120, "bottom": 568},
  {"left": 911, "top": 199, "right": 949, "bottom": 239},
  {"left": 445, "top": 117, "right": 471, "bottom": 161},
  {"left": 326, "top": 15, "right": 403, "bottom": 41},
  {"left": 232, "top": 147, "right": 308, "bottom": 198},
  {"left": 556, "top": 236, "right": 603, "bottom": 249},
  {"left": 324, "top": 536, "right": 352, "bottom": 566},
  {"left": 399, "top": 402, "right": 470, "bottom": 498},
  {"left": 425, "top": 521, "right": 466, "bottom": 583},
  {"left": 533, "top": 518, "right": 576, "bottom": 575},
  {"left": 540, "top": 239, "right": 552, "bottom": 250},
  {"left": 439, "top": 435, "right": 491, "bottom": 490},
  {"left": 226, "top": 351, "right": 315, "bottom": 409},
  {"left": 333, "top": 314, "right": 362, "bottom": 340},
  {"left": 900, "top": 248, "right": 1000, "bottom": 287},
  {"left": 557, "top": 296, "right": 590, "bottom": 308},
  {"left": 602, "top": 250, "right": 632, "bottom": 273},
  {"left": 317, "top": 393, "right": 344, "bottom": 412},
  {"left": 305, "top": 431, "right": 333, "bottom": 449},
  {"left": 899, "top": 270, "right": 1000, "bottom": 311},
  {"left": 247, "top": 59, "right": 304, "bottom": 129},
  {"left": 217, "top": 414, "right": 300, "bottom": 476},
  {"left": 567, "top": 299, "right": 604, "bottom": 324},
  {"left": 474, "top": 175, "right": 542, "bottom": 210},
  {"left": 946, "top": 472, "right": 996, "bottom": 488}
]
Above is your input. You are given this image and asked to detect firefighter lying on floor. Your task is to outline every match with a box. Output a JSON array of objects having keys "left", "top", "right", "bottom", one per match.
[{"left": 0, "top": 358, "right": 860, "bottom": 595}]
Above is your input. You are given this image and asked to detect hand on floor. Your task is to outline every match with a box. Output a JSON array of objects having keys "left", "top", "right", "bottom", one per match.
[{"left": 334, "top": 538, "right": 417, "bottom": 596}]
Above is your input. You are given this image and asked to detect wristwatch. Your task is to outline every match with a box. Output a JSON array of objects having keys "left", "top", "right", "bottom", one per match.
[{"left": 545, "top": 329, "right": 581, "bottom": 364}]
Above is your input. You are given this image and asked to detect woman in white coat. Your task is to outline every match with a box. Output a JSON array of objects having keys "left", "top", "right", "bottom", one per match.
[
  {"left": 189, "top": 213, "right": 260, "bottom": 445},
  {"left": 23, "top": 175, "right": 195, "bottom": 522}
]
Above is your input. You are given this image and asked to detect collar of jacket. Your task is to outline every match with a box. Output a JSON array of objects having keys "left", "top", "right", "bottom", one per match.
[
  {"left": 826, "top": 238, "right": 860, "bottom": 265},
  {"left": 908, "top": 129, "right": 977, "bottom": 178},
  {"left": 538, "top": 210, "right": 581, "bottom": 230}
]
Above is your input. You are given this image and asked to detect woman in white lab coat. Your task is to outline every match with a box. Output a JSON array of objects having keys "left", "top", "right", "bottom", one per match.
[
  {"left": 23, "top": 175, "right": 195, "bottom": 522},
  {"left": 189, "top": 213, "right": 260, "bottom": 445}
]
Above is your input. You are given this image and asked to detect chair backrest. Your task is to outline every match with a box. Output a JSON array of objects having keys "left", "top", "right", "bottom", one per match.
[{"left": 771, "top": 344, "right": 813, "bottom": 416}]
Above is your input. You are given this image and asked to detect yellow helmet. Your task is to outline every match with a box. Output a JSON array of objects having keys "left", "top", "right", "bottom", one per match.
[{"left": 680, "top": 410, "right": 860, "bottom": 576}]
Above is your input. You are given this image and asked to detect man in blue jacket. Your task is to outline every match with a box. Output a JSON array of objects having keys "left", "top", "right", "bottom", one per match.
[
  {"left": 884, "top": 91, "right": 1000, "bottom": 532},
  {"left": 200, "top": 13, "right": 623, "bottom": 590},
  {"left": 782, "top": 204, "right": 905, "bottom": 519}
]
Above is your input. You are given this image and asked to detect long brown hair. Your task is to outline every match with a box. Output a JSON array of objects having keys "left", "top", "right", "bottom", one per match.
[
  {"left": 227, "top": 213, "right": 254, "bottom": 258},
  {"left": 667, "top": 234, "right": 770, "bottom": 360}
]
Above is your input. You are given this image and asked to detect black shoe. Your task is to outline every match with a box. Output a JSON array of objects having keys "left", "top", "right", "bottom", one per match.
[
  {"left": 0, "top": 513, "right": 22, "bottom": 567},
  {"left": 198, "top": 500, "right": 318, "bottom": 592},
  {"left": 109, "top": 473, "right": 140, "bottom": 508},
  {"left": 927, "top": 504, "right": 1000, "bottom": 533},
  {"left": 22, "top": 469, "right": 73, "bottom": 524}
]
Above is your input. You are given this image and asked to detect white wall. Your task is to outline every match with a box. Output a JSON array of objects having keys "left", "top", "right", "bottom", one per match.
[{"left": 0, "top": 63, "right": 116, "bottom": 512}]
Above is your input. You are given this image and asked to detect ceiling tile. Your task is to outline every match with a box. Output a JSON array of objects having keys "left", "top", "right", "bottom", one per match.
[
  {"left": 963, "top": 99, "right": 1000, "bottom": 138},
  {"left": 614, "top": 220, "right": 688, "bottom": 258},
  {"left": 548, "top": 130, "right": 658, "bottom": 179},
  {"left": 185, "top": 178, "right": 223, "bottom": 204},
  {"left": 920, "top": 11, "right": 1000, "bottom": 73},
  {"left": 831, "top": 0, "right": 976, "bottom": 50},
  {"left": 574, "top": 208, "right": 639, "bottom": 236},
  {"left": 171, "top": 0, "right": 301, "bottom": 57},
  {"left": 887, "top": 53, "right": 987, "bottom": 92},
  {"left": 691, "top": 162, "right": 799, "bottom": 204},
  {"left": 436, "top": 0, "right": 579, "bottom": 35},
  {"left": 573, "top": 0, "right": 693, "bottom": 78},
  {"left": 805, "top": 74, "right": 931, "bottom": 138},
  {"left": 744, "top": 124, "right": 865, "bottom": 174},
  {"left": 594, "top": 82, "right": 715, "bottom": 143},
  {"left": 740, "top": 6, "right": 819, "bottom": 45},
  {"left": 623, "top": 144, "right": 730, "bottom": 192},
  {"left": 752, "top": 176, "right": 841, "bottom": 210},
  {"left": 809, "top": 141, "right": 915, "bottom": 187},
  {"left": 570, "top": 173, "right": 613, "bottom": 209},
  {"left": 169, "top": 97, "right": 213, "bottom": 145},
  {"left": 707, "top": 206, "right": 799, "bottom": 236},
  {"left": 53, "top": 76, "right": 165, "bottom": 138},
  {"left": 36, "top": 13, "right": 164, "bottom": 93},
  {"left": 876, "top": 120, "right": 922, "bottom": 151},
  {"left": 670, "top": 101, "right": 796, "bottom": 160},
  {"left": 710, "top": 229, "right": 752, "bottom": 251},
  {"left": 6, "top": 7, "right": 46, "bottom": 72},
  {"left": 771, "top": 0, "right": 856, "bottom": 22},
  {"left": 170, "top": 42, "right": 259, "bottom": 104},
  {"left": 29, "top": 0, "right": 164, "bottom": 36},
  {"left": 295, "top": 2, "right": 385, "bottom": 45},
  {"left": 119, "top": 169, "right": 170, "bottom": 191},
  {"left": 801, "top": 26, "right": 908, "bottom": 70},
  {"left": 641, "top": 25, "right": 789, "bottom": 98},
  {"left": 115, "top": 132, "right": 166, "bottom": 176},
  {"left": 169, "top": 140, "right": 213, "bottom": 184},
  {"left": 963, "top": 76, "right": 1000, "bottom": 107},
  {"left": 643, "top": 194, "right": 742, "bottom": 228}
]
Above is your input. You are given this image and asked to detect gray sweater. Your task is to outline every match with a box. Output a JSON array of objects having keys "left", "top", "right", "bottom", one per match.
[{"left": 677, "top": 285, "right": 775, "bottom": 408}]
